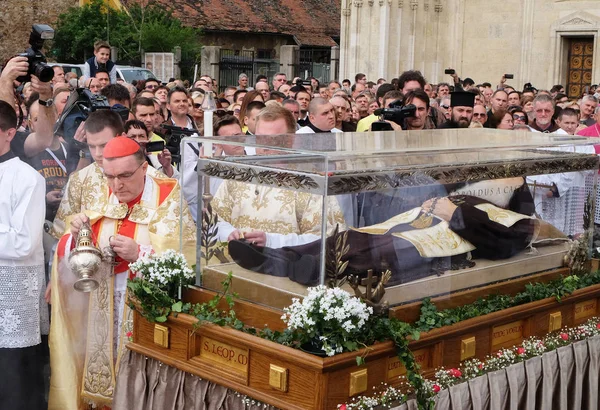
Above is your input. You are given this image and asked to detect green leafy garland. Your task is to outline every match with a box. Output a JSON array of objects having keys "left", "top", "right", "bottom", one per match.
[
  {"left": 415, "top": 271, "right": 600, "bottom": 332},
  {"left": 129, "top": 270, "right": 600, "bottom": 410}
]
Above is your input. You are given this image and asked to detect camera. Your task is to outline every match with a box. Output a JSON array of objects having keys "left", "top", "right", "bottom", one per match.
[
  {"left": 160, "top": 124, "right": 200, "bottom": 165},
  {"left": 370, "top": 100, "right": 417, "bottom": 131},
  {"left": 17, "top": 24, "right": 55, "bottom": 83},
  {"left": 55, "top": 88, "right": 110, "bottom": 147},
  {"left": 504, "top": 74, "right": 514, "bottom": 79},
  {"left": 445, "top": 69, "right": 456, "bottom": 75}
]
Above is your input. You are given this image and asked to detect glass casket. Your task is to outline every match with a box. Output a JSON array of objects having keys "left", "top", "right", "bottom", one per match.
[{"left": 182, "top": 129, "right": 599, "bottom": 311}]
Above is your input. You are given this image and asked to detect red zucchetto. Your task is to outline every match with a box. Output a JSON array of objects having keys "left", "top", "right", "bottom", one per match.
[{"left": 103, "top": 136, "right": 141, "bottom": 159}]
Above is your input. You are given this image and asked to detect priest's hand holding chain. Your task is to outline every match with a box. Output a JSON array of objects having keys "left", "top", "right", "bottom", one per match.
[
  {"left": 70, "top": 213, "right": 90, "bottom": 237},
  {"left": 109, "top": 235, "right": 139, "bottom": 262}
]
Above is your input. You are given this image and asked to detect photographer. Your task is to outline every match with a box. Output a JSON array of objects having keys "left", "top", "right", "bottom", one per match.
[{"left": 0, "top": 56, "right": 56, "bottom": 161}]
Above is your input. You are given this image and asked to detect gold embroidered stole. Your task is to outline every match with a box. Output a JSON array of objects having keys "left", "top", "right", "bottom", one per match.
[{"left": 349, "top": 203, "right": 535, "bottom": 258}]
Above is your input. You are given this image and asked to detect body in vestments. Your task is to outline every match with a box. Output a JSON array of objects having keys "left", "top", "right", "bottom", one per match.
[
  {"left": 48, "top": 138, "right": 196, "bottom": 409},
  {"left": 228, "top": 178, "right": 565, "bottom": 285},
  {"left": 0, "top": 151, "right": 46, "bottom": 410},
  {"left": 212, "top": 180, "right": 346, "bottom": 248}
]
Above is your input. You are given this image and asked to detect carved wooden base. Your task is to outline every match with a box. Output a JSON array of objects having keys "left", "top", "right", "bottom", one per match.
[{"left": 130, "top": 268, "right": 600, "bottom": 409}]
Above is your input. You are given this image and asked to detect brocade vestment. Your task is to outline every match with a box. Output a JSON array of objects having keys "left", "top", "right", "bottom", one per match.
[{"left": 48, "top": 170, "right": 196, "bottom": 409}]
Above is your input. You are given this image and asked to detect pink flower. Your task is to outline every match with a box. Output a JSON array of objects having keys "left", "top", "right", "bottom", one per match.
[
  {"left": 338, "top": 405, "right": 347, "bottom": 410},
  {"left": 432, "top": 384, "right": 441, "bottom": 393},
  {"left": 517, "top": 347, "right": 526, "bottom": 355},
  {"left": 126, "top": 331, "right": 133, "bottom": 338},
  {"left": 596, "top": 323, "right": 600, "bottom": 330},
  {"left": 478, "top": 363, "right": 484, "bottom": 370},
  {"left": 449, "top": 368, "right": 462, "bottom": 378},
  {"left": 560, "top": 333, "right": 569, "bottom": 341}
]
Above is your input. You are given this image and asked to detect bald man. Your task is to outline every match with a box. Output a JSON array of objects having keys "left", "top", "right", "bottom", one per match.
[{"left": 296, "top": 97, "right": 342, "bottom": 133}]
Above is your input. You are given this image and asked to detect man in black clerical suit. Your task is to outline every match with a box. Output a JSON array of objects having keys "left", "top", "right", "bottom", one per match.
[{"left": 438, "top": 91, "right": 475, "bottom": 129}]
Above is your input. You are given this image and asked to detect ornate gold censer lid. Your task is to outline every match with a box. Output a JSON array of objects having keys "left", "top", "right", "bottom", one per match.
[{"left": 68, "top": 223, "right": 103, "bottom": 292}]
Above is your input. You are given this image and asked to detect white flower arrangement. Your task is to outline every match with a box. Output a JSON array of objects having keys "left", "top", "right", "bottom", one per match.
[
  {"left": 282, "top": 285, "right": 373, "bottom": 357},
  {"left": 129, "top": 249, "right": 194, "bottom": 287}
]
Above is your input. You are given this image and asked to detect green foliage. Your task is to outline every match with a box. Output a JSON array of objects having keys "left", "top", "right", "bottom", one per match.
[
  {"left": 50, "top": 0, "right": 201, "bottom": 75},
  {"left": 415, "top": 272, "right": 600, "bottom": 332},
  {"left": 127, "top": 278, "right": 175, "bottom": 323}
]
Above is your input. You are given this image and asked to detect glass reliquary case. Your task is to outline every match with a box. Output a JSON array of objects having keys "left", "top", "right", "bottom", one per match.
[{"left": 180, "top": 129, "right": 600, "bottom": 310}]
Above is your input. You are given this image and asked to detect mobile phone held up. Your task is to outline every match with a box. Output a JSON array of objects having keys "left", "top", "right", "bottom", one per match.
[{"left": 146, "top": 141, "right": 165, "bottom": 153}]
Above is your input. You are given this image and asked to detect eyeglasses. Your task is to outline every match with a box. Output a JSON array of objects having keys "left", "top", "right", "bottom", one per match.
[
  {"left": 513, "top": 115, "right": 527, "bottom": 121},
  {"left": 473, "top": 113, "right": 487, "bottom": 117},
  {"left": 104, "top": 162, "right": 144, "bottom": 182},
  {"left": 440, "top": 104, "right": 450, "bottom": 109},
  {"left": 193, "top": 103, "right": 203, "bottom": 109},
  {"left": 146, "top": 85, "right": 158, "bottom": 90}
]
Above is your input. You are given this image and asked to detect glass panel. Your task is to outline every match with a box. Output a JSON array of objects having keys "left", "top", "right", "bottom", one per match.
[{"left": 181, "top": 132, "right": 599, "bottom": 310}]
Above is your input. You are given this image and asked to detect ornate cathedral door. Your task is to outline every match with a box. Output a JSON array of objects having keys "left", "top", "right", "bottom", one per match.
[{"left": 567, "top": 38, "right": 594, "bottom": 98}]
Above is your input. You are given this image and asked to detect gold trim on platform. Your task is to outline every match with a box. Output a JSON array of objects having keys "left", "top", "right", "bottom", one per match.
[
  {"left": 349, "top": 369, "right": 368, "bottom": 396},
  {"left": 549, "top": 312, "right": 562, "bottom": 332},
  {"left": 269, "top": 364, "right": 289, "bottom": 392},
  {"left": 153, "top": 324, "right": 170, "bottom": 348},
  {"left": 460, "top": 337, "right": 476, "bottom": 361}
]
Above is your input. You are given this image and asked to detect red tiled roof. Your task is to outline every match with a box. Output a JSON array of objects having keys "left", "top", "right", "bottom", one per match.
[{"left": 123, "top": 0, "right": 340, "bottom": 46}]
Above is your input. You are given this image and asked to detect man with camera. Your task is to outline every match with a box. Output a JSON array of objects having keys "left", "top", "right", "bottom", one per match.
[{"left": 0, "top": 56, "right": 57, "bottom": 162}]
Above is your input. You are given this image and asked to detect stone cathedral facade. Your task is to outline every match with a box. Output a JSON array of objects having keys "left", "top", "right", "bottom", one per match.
[{"left": 339, "top": 0, "right": 600, "bottom": 96}]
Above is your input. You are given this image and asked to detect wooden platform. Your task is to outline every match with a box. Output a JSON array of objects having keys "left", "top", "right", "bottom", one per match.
[
  {"left": 201, "top": 243, "right": 569, "bottom": 309},
  {"left": 130, "top": 266, "right": 600, "bottom": 409}
]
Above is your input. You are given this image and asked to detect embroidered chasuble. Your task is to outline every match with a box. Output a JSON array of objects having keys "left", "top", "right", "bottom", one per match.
[
  {"left": 48, "top": 173, "right": 196, "bottom": 409},
  {"left": 211, "top": 180, "right": 347, "bottom": 248},
  {"left": 51, "top": 162, "right": 167, "bottom": 239}
]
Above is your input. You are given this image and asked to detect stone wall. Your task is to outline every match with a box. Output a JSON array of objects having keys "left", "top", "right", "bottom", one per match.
[
  {"left": 0, "top": 0, "right": 77, "bottom": 64},
  {"left": 340, "top": 0, "right": 600, "bottom": 90}
]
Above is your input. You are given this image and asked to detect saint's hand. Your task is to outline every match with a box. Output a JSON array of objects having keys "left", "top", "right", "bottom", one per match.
[
  {"left": 421, "top": 197, "right": 458, "bottom": 222},
  {"left": 110, "top": 235, "right": 139, "bottom": 263},
  {"left": 244, "top": 231, "right": 267, "bottom": 247},
  {"left": 70, "top": 213, "right": 89, "bottom": 237},
  {"left": 158, "top": 149, "right": 174, "bottom": 176}
]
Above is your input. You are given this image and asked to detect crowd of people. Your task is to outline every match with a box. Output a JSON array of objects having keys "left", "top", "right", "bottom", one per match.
[{"left": 1, "top": 37, "right": 600, "bottom": 409}]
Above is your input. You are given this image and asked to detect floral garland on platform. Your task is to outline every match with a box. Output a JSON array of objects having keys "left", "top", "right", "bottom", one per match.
[{"left": 339, "top": 317, "right": 600, "bottom": 409}]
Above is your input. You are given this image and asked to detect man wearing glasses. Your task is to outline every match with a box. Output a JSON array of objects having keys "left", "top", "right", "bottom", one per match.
[
  {"left": 50, "top": 110, "right": 172, "bottom": 239},
  {"left": 48, "top": 135, "right": 195, "bottom": 409},
  {"left": 144, "top": 78, "right": 160, "bottom": 92}
]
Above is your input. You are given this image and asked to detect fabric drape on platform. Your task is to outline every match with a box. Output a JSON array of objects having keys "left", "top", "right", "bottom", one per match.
[
  {"left": 425, "top": 335, "right": 600, "bottom": 410},
  {"left": 113, "top": 350, "right": 278, "bottom": 410},
  {"left": 115, "top": 335, "right": 600, "bottom": 410}
]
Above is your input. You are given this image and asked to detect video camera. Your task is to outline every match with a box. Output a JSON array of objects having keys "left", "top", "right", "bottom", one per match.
[
  {"left": 159, "top": 124, "right": 200, "bottom": 165},
  {"left": 17, "top": 24, "right": 55, "bottom": 83},
  {"left": 55, "top": 88, "right": 110, "bottom": 147},
  {"left": 370, "top": 99, "right": 417, "bottom": 131}
]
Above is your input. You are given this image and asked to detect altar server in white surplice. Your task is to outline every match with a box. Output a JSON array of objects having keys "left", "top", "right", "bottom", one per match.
[{"left": 0, "top": 100, "right": 46, "bottom": 409}]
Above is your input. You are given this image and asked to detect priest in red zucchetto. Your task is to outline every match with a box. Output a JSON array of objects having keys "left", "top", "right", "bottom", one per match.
[{"left": 48, "top": 136, "right": 196, "bottom": 410}]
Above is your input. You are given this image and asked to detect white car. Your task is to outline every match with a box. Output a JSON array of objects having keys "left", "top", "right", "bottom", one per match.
[{"left": 116, "top": 65, "right": 158, "bottom": 84}]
